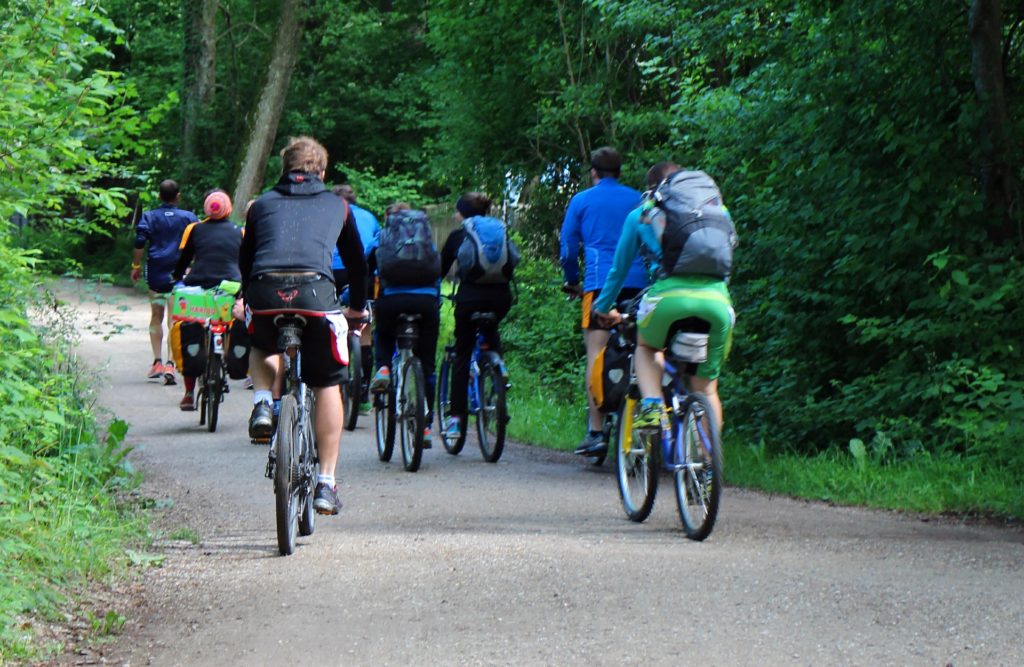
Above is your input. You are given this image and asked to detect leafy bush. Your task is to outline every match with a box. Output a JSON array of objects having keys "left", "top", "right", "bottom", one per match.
[
  {"left": 0, "top": 240, "right": 142, "bottom": 660},
  {"left": 501, "top": 254, "right": 585, "bottom": 403}
]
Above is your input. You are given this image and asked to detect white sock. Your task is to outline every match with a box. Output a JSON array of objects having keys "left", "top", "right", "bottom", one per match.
[
  {"left": 317, "top": 474, "right": 335, "bottom": 488},
  {"left": 254, "top": 390, "right": 273, "bottom": 406}
]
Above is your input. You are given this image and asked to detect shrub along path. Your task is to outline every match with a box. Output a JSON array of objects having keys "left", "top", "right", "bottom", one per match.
[{"left": 68, "top": 281, "right": 1023, "bottom": 666}]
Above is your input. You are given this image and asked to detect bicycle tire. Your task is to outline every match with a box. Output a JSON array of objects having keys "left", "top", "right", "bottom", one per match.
[
  {"left": 275, "top": 395, "right": 299, "bottom": 555},
  {"left": 197, "top": 382, "right": 207, "bottom": 426},
  {"left": 206, "top": 353, "right": 223, "bottom": 433},
  {"left": 615, "top": 399, "right": 659, "bottom": 522},
  {"left": 343, "top": 334, "right": 361, "bottom": 431},
  {"left": 436, "top": 354, "right": 466, "bottom": 455},
  {"left": 298, "top": 392, "right": 318, "bottom": 536},
  {"left": 374, "top": 390, "right": 395, "bottom": 462},
  {"left": 399, "top": 357, "right": 426, "bottom": 472},
  {"left": 475, "top": 363, "right": 507, "bottom": 463},
  {"left": 674, "top": 392, "right": 722, "bottom": 541}
]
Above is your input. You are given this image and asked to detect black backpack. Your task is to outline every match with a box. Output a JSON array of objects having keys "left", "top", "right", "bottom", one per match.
[
  {"left": 376, "top": 210, "right": 441, "bottom": 286},
  {"left": 653, "top": 170, "right": 738, "bottom": 279}
]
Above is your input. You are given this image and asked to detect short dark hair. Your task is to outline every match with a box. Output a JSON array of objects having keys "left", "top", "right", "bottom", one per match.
[
  {"left": 332, "top": 184, "right": 355, "bottom": 204},
  {"left": 645, "top": 162, "right": 680, "bottom": 189},
  {"left": 590, "top": 146, "right": 622, "bottom": 178},
  {"left": 158, "top": 179, "right": 180, "bottom": 203},
  {"left": 333, "top": 185, "right": 358, "bottom": 203},
  {"left": 456, "top": 192, "right": 491, "bottom": 218}
]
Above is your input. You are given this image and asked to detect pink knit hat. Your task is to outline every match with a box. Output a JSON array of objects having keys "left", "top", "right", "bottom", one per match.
[{"left": 204, "top": 190, "right": 233, "bottom": 220}]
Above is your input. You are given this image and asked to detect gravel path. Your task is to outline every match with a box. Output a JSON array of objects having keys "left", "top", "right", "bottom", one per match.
[{"left": 64, "top": 281, "right": 1024, "bottom": 666}]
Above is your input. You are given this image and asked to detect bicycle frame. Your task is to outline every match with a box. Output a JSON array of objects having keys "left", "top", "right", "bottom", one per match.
[{"left": 662, "top": 358, "right": 714, "bottom": 472}]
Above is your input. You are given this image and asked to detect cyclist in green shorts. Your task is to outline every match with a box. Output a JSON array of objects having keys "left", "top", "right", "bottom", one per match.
[{"left": 592, "top": 162, "right": 736, "bottom": 432}]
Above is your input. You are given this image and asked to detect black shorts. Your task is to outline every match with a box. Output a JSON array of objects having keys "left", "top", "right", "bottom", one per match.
[{"left": 246, "top": 274, "right": 346, "bottom": 388}]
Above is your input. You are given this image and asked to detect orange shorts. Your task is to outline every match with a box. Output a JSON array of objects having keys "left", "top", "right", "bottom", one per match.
[{"left": 583, "top": 287, "right": 644, "bottom": 330}]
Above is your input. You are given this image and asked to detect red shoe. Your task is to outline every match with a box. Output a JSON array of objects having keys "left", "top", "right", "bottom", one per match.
[
  {"left": 179, "top": 392, "right": 195, "bottom": 411},
  {"left": 147, "top": 362, "right": 164, "bottom": 380},
  {"left": 163, "top": 362, "right": 177, "bottom": 386}
]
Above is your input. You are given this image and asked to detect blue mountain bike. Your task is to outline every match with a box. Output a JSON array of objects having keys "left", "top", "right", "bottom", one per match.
[
  {"left": 615, "top": 314, "right": 723, "bottom": 541},
  {"left": 437, "top": 312, "right": 510, "bottom": 463}
]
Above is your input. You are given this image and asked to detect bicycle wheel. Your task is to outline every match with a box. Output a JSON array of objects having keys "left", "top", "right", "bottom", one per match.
[
  {"left": 343, "top": 334, "right": 361, "bottom": 431},
  {"left": 399, "top": 357, "right": 426, "bottom": 472},
  {"left": 298, "top": 392, "right": 318, "bottom": 536},
  {"left": 197, "top": 378, "right": 207, "bottom": 426},
  {"left": 674, "top": 393, "right": 722, "bottom": 541},
  {"left": 436, "top": 353, "right": 466, "bottom": 455},
  {"left": 615, "top": 398, "right": 659, "bottom": 522},
  {"left": 374, "top": 389, "right": 395, "bottom": 462},
  {"left": 475, "top": 363, "right": 507, "bottom": 463},
  {"left": 206, "top": 353, "right": 224, "bottom": 433},
  {"left": 274, "top": 395, "right": 300, "bottom": 555}
]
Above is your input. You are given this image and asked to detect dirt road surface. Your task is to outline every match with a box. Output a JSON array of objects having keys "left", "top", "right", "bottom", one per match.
[{"left": 64, "top": 281, "right": 1023, "bottom": 666}]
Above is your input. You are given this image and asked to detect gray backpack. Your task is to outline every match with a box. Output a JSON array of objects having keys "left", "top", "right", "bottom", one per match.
[{"left": 652, "top": 171, "right": 738, "bottom": 279}]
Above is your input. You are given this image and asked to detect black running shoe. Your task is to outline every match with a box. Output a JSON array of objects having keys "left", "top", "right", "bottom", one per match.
[
  {"left": 248, "top": 402, "right": 274, "bottom": 440},
  {"left": 573, "top": 431, "right": 607, "bottom": 457},
  {"left": 313, "top": 482, "right": 342, "bottom": 515}
]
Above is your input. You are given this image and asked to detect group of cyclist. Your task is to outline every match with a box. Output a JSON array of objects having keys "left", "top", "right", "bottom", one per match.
[{"left": 132, "top": 135, "right": 736, "bottom": 523}]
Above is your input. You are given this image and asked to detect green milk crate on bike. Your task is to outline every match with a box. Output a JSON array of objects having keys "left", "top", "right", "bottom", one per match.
[{"left": 170, "top": 287, "right": 235, "bottom": 325}]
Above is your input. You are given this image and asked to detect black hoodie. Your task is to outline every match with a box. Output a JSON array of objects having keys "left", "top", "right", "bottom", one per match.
[{"left": 239, "top": 172, "right": 367, "bottom": 310}]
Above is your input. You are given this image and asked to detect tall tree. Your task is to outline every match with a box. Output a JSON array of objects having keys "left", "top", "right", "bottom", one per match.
[
  {"left": 181, "top": 0, "right": 219, "bottom": 183},
  {"left": 969, "top": 0, "right": 1019, "bottom": 244},
  {"left": 232, "top": 0, "right": 304, "bottom": 208}
]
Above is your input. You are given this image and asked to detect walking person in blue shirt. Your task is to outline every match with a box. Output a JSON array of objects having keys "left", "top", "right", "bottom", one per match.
[
  {"left": 560, "top": 147, "right": 648, "bottom": 457},
  {"left": 131, "top": 179, "right": 199, "bottom": 384}
]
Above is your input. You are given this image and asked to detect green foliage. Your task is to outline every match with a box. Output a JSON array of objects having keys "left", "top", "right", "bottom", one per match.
[
  {"left": 0, "top": 1, "right": 151, "bottom": 225},
  {"left": 0, "top": 245, "right": 144, "bottom": 659},
  {"left": 501, "top": 255, "right": 585, "bottom": 403},
  {"left": 333, "top": 163, "right": 428, "bottom": 216}
]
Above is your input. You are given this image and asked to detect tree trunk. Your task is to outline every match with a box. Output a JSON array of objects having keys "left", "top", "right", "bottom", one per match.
[
  {"left": 181, "top": 0, "right": 219, "bottom": 183},
  {"left": 968, "top": 0, "right": 1019, "bottom": 244},
  {"left": 232, "top": 0, "right": 305, "bottom": 212}
]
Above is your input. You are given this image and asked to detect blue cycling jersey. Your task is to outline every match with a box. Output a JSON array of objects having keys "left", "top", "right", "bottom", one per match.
[{"left": 560, "top": 178, "right": 647, "bottom": 292}]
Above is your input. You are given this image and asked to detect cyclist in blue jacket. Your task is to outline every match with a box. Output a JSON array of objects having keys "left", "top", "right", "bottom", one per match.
[{"left": 560, "top": 147, "right": 647, "bottom": 457}]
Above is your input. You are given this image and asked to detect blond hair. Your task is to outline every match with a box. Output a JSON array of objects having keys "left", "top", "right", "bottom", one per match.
[{"left": 280, "top": 136, "right": 328, "bottom": 175}]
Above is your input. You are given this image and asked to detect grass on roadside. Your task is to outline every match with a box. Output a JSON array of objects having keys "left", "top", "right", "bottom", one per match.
[
  {"left": 0, "top": 267, "right": 147, "bottom": 661},
  {"left": 725, "top": 441, "right": 1024, "bottom": 519}
]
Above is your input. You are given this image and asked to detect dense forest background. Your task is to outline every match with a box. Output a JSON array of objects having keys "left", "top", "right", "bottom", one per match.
[{"left": 3, "top": 0, "right": 1023, "bottom": 478}]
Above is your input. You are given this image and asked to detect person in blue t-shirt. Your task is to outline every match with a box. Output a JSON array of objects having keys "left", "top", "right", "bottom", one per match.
[
  {"left": 131, "top": 179, "right": 198, "bottom": 385},
  {"left": 330, "top": 184, "right": 380, "bottom": 296},
  {"left": 560, "top": 147, "right": 648, "bottom": 457}
]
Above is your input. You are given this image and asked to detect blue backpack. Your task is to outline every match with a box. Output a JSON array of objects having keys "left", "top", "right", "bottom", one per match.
[{"left": 456, "top": 216, "right": 520, "bottom": 284}]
